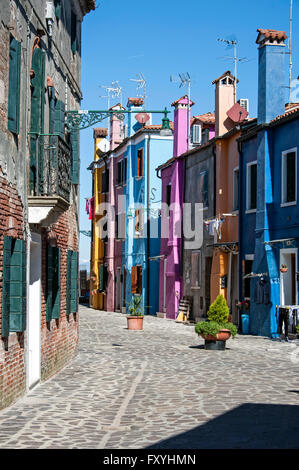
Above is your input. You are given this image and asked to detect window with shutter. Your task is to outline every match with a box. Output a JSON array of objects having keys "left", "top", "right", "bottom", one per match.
[
  {"left": 70, "top": 130, "right": 79, "bottom": 184},
  {"left": 66, "top": 250, "right": 72, "bottom": 315},
  {"left": 137, "top": 149, "right": 144, "bottom": 177},
  {"left": 8, "top": 36, "right": 21, "bottom": 134},
  {"left": 117, "top": 161, "right": 122, "bottom": 185},
  {"left": 54, "top": 0, "right": 61, "bottom": 19},
  {"left": 46, "top": 245, "right": 61, "bottom": 321},
  {"left": 2, "top": 237, "right": 26, "bottom": 334},
  {"left": 99, "top": 263, "right": 104, "bottom": 292},
  {"left": 131, "top": 266, "right": 138, "bottom": 294},
  {"left": 200, "top": 170, "right": 209, "bottom": 208},
  {"left": 70, "top": 251, "right": 78, "bottom": 313},
  {"left": 30, "top": 47, "right": 46, "bottom": 195}
]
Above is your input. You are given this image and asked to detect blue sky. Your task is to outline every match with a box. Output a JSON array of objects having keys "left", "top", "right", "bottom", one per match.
[{"left": 79, "top": 0, "right": 299, "bottom": 267}]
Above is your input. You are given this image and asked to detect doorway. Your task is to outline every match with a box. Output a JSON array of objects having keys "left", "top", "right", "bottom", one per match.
[
  {"left": 116, "top": 267, "right": 121, "bottom": 312},
  {"left": 280, "top": 249, "right": 298, "bottom": 306},
  {"left": 27, "top": 233, "right": 41, "bottom": 390}
]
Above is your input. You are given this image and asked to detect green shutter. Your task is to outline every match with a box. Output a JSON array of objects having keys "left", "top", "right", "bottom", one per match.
[
  {"left": 70, "top": 130, "right": 79, "bottom": 184},
  {"left": 66, "top": 250, "right": 72, "bottom": 315},
  {"left": 46, "top": 245, "right": 53, "bottom": 322},
  {"left": 54, "top": 0, "right": 61, "bottom": 19},
  {"left": 30, "top": 47, "right": 46, "bottom": 195},
  {"left": 54, "top": 99, "right": 65, "bottom": 140},
  {"left": 49, "top": 87, "right": 57, "bottom": 169},
  {"left": 70, "top": 251, "right": 78, "bottom": 313},
  {"left": 2, "top": 237, "right": 12, "bottom": 337},
  {"left": 51, "top": 247, "right": 61, "bottom": 319},
  {"left": 99, "top": 264, "right": 104, "bottom": 292},
  {"left": 8, "top": 37, "right": 21, "bottom": 134},
  {"left": 9, "top": 239, "right": 26, "bottom": 332},
  {"left": 71, "top": 11, "right": 77, "bottom": 53}
]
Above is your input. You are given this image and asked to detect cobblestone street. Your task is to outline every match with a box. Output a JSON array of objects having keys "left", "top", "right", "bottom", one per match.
[{"left": 0, "top": 305, "right": 299, "bottom": 449}]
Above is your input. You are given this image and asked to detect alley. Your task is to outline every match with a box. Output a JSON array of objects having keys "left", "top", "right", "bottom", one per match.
[{"left": 0, "top": 304, "right": 299, "bottom": 449}]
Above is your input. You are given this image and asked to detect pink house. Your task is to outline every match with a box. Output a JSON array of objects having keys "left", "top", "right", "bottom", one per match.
[{"left": 156, "top": 96, "right": 194, "bottom": 319}]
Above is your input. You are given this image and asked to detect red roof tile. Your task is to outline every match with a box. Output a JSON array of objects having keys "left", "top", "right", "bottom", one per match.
[
  {"left": 212, "top": 70, "right": 238, "bottom": 85},
  {"left": 191, "top": 112, "right": 215, "bottom": 126},
  {"left": 93, "top": 128, "right": 108, "bottom": 139},
  {"left": 256, "top": 29, "right": 288, "bottom": 43},
  {"left": 271, "top": 104, "right": 299, "bottom": 123}
]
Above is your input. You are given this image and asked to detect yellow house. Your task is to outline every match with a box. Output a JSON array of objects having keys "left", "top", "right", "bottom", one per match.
[{"left": 89, "top": 128, "right": 108, "bottom": 310}]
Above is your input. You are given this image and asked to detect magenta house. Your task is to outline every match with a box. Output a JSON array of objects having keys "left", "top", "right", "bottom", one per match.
[{"left": 156, "top": 96, "right": 193, "bottom": 319}]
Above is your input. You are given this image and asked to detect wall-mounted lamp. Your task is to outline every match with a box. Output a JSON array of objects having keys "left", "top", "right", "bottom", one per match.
[{"left": 160, "top": 107, "right": 172, "bottom": 136}]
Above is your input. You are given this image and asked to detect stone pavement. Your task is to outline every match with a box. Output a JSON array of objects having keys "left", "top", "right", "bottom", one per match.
[{"left": 0, "top": 304, "right": 299, "bottom": 449}]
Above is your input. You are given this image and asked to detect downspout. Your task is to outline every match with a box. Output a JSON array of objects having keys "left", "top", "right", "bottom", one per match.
[
  {"left": 237, "top": 138, "right": 243, "bottom": 330},
  {"left": 146, "top": 134, "right": 150, "bottom": 315}
]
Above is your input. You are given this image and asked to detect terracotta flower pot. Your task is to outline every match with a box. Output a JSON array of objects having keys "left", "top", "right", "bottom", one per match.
[
  {"left": 280, "top": 268, "right": 288, "bottom": 273},
  {"left": 201, "top": 329, "right": 231, "bottom": 342},
  {"left": 127, "top": 316, "right": 144, "bottom": 330}
]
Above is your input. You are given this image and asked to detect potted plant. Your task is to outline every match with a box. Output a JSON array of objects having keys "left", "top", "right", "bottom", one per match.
[
  {"left": 127, "top": 295, "right": 144, "bottom": 330},
  {"left": 195, "top": 295, "right": 237, "bottom": 350},
  {"left": 236, "top": 299, "right": 250, "bottom": 334},
  {"left": 296, "top": 325, "right": 299, "bottom": 339},
  {"left": 280, "top": 264, "right": 288, "bottom": 273}
]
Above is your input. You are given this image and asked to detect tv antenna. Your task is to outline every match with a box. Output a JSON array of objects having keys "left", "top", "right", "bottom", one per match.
[
  {"left": 170, "top": 72, "right": 192, "bottom": 150},
  {"left": 99, "top": 81, "right": 123, "bottom": 136},
  {"left": 288, "top": 0, "right": 293, "bottom": 103},
  {"left": 129, "top": 73, "right": 147, "bottom": 106},
  {"left": 217, "top": 37, "right": 247, "bottom": 102}
]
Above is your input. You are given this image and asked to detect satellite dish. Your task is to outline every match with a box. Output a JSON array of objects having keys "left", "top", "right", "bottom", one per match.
[
  {"left": 135, "top": 112, "right": 150, "bottom": 124},
  {"left": 97, "top": 138, "right": 110, "bottom": 153}
]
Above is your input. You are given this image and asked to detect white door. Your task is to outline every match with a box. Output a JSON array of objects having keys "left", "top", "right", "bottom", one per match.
[
  {"left": 27, "top": 233, "right": 41, "bottom": 390},
  {"left": 280, "top": 248, "right": 298, "bottom": 306}
]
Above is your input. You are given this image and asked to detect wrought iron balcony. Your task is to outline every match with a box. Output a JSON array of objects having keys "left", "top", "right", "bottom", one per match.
[{"left": 28, "top": 135, "right": 71, "bottom": 225}]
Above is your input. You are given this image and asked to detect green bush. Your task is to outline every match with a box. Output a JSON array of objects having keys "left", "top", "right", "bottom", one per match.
[
  {"left": 195, "top": 295, "right": 238, "bottom": 340},
  {"left": 128, "top": 295, "right": 144, "bottom": 317},
  {"left": 207, "top": 294, "right": 229, "bottom": 323}
]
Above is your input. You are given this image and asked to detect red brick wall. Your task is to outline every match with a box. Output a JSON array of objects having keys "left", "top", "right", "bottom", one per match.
[
  {"left": 0, "top": 175, "right": 26, "bottom": 409},
  {"left": 40, "top": 203, "right": 79, "bottom": 381}
]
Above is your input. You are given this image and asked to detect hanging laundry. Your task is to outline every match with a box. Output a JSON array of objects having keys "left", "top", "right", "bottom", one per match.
[
  {"left": 254, "top": 278, "right": 270, "bottom": 305},
  {"left": 89, "top": 197, "right": 95, "bottom": 220},
  {"left": 85, "top": 198, "right": 90, "bottom": 215}
]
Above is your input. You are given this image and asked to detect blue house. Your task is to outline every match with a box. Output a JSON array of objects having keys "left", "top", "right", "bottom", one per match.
[
  {"left": 238, "top": 29, "right": 299, "bottom": 337},
  {"left": 121, "top": 98, "right": 173, "bottom": 316}
]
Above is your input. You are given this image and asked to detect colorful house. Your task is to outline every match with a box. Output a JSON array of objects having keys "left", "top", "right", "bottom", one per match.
[
  {"left": 238, "top": 28, "right": 299, "bottom": 337},
  {"left": 157, "top": 96, "right": 194, "bottom": 319}
]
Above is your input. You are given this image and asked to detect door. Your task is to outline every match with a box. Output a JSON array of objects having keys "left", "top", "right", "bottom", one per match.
[
  {"left": 280, "top": 249, "right": 298, "bottom": 306},
  {"left": 122, "top": 266, "right": 126, "bottom": 313},
  {"left": 27, "top": 233, "right": 41, "bottom": 390}
]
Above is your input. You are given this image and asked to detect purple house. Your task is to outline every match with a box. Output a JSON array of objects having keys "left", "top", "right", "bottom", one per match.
[{"left": 156, "top": 96, "right": 194, "bottom": 319}]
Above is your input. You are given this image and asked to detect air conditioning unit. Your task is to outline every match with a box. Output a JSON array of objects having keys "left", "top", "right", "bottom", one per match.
[{"left": 238, "top": 99, "right": 249, "bottom": 114}]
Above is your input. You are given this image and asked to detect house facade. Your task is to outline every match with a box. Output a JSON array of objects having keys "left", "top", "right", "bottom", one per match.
[
  {"left": 238, "top": 28, "right": 299, "bottom": 337},
  {"left": 0, "top": 0, "right": 94, "bottom": 409}
]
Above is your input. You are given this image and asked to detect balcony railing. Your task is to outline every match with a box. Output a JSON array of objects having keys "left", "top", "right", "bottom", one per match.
[{"left": 30, "top": 134, "right": 71, "bottom": 203}]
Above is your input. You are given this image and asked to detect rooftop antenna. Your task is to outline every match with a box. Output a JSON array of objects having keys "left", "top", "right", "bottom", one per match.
[
  {"left": 99, "top": 81, "right": 123, "bottom": 136},
  {"left": 217, "top": 37, "right": 247, "bottom": 102},
  {"left": 289, "top": 0, "right": 293, "bottom": 104},
  {"left": 170, "top": 72, "right": 191, "bottom": 150},
  {"left": 129, "top": 73, "right": 147, "bottom": 106}
]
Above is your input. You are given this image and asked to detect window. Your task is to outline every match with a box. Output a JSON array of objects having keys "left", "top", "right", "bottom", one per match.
[
  {"left": 233, "top": 167, "right": 239, "bottom": 211},
  {"left": 2, "top": 237, "right": 26, "bottom": 336},
  {"left": 102, "top": 169, "right": 109, "bottom": 193},
  {"left": 246, "top": 162, "right": 257, "bottom": 211},
  {"left": 54, "top": 0, "right": 62, "bottom": 19},
  {"left": 117, "top": 159, "right": 127, "bottom": 185},
  {"left": 191, "top": 124, "right": 201, "bottom": 145},
  {"left": 8, "top": 36, "right": 21, "bottom": 134},
  {"left": 166, "top": 183, "right": 171, "bottom": 207},
  {"left": 137, "top": 148, "right": 144, "bottom": 177},
  {"left": 199, "top": 170, "right": 209, "bottom": 208},
  {"left": 191, "top": 251, "right": 201, "bottom": 288},
  {"left": 135, "top": 209, "right": 143, "bottom": 236},
  {"left": 46, "top": 245, "right": 61, "bottom": 321},
  {"left": 282, "top": 149, "right": 297, "bottom": 205},
  {"left": 67, "top": 250, "right": 78, "bottom": 315},
  {"left": 123, "top": 158, "right": 127, "bottom": 184},
  {"left": 201, "top": 128, "right": 209, "bottom": 145},
  {"left": 99, "top": 264, "right": 108, "bottom": 292},
  {"left": 131, "top": 265, "right": 142, "bottom": 294},
  {"left": 116, "top": 212, "right": 125, "bottom": 239}
]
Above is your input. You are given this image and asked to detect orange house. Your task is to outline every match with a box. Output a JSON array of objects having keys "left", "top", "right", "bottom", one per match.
[{"left": 210, "top": 71, "right": 248, "bottom": 324}]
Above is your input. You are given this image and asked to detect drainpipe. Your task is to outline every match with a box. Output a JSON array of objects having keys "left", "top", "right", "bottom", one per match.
[
  {"left": 237, "top": 138, "right": 243, "bottom": 330},
  {"left": 146, "top": 134, "right": 150, "bottom": 315}
]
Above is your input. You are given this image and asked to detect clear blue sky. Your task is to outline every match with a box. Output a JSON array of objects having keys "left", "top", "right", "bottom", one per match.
[{"left": 79, "top": 0, "right": 299, "bottom": 267}]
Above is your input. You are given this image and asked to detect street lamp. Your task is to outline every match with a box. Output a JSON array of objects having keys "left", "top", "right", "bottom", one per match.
[{"left": 160, "top": 107, "right": 172, "bottom": 136}]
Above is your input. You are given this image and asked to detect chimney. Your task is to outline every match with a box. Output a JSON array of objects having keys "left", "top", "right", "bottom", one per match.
[
  {"left": 93, "top": 127, "right": 107, "bottom": 161},
  {"left": 256, "top": 29, "right": 287, "bottom": 124},
  {"left": 127, "top": 97, "right": 144, "bottom": 136},
  {"left": 172, "top": 95, "right": 194, "bottom": 157},
  {"left": 109, "top": 103, "right": 125, "bottom": 150},
  {"left": 213, "top": 70, "right": 236, "bottom": 137}
]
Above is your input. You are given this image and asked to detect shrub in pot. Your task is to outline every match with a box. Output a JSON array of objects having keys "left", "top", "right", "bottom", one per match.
[
  {"left": 127, "top": 295, "right": 144, "bottom": 330},
  {"left": 195, "top": 295, "right": 237, "bottom": 349}
]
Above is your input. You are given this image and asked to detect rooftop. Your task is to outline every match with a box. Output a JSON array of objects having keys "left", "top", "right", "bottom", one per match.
[
  {"left": 127, "top": 97, "right": 144, "bottom": 107},
  {"left": 256, "top": 28, "right": 288, "bottom": 43},
  {"left": 171, "top": 95, "right": 195, "bottom": 107}
]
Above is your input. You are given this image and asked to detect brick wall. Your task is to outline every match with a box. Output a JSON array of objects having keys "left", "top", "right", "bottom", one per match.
[
  {"left": 0, "top": 175, "right": 26, "bottom": 409},
  {"left": 40, "top": 203, "right": 79, "bottom": 381}
]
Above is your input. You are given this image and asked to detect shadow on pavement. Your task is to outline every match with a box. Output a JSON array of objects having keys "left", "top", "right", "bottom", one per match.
[{"left": 146, "top": 403, "right": 299, "bottom": 449}]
